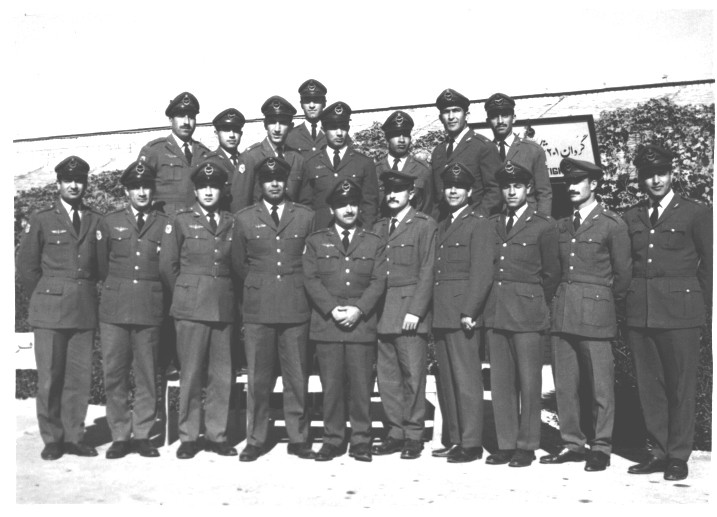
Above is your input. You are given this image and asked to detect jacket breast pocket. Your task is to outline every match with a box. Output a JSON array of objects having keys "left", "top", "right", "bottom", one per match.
[
  {"left": 511, "top": 240, "right": 538, "bottom": 263},
  {"left": 352, "top": 255, "right": 375, "bottom": 276},
  {"left": 185, "top": 231, "right": 210, "bottom": 256},
  {"left": 391, "top": 242, "right": 415, "bottom": 266},
  {"left": 110, "top": 234, "right": 132, "bottom": 258},
  {"left": 581, "top": 286, "right": 612, "bottom": 326},
  {"left": 660, "top": 224, "right": 688, "bottom": 250},
  {"left": 317, "top": 249, "right": 340, "bottom": 275},
  {"left": 576, "top": 234, "right": 602, "bottom": 260},
  {"left": 445, "top": 242, "right": 467, "bottom": 262},
  {"left": 159, "top": 162, "right": 185, "bottom": 181}
]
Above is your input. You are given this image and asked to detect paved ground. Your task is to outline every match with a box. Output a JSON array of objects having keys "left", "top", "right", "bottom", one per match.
[{"left": 15, "top": 398, "right": 712, "bottom": 506}]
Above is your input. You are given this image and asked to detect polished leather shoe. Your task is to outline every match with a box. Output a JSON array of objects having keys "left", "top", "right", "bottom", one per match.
[
  {"left": 432, "top": 444, "right": 460, "bottom": 458},
  {"left": 509, "top": 449, "right": 535, "bottom": 468},
  {"left": 288, "top": 442, "right": 316, "bottom": 459},
  {"left": 136, "top": 439, "right": 160, "bottom": 458},
  {"left": 372, "top": 437, "right": 404, "bottom": 456},
  {"left": 400, "top": 439, "right": 423, "bottom": 460},
  {"left": 485, "top": 449, "right": 515, "bottom": 465},
  {"left": 176, "top": 441, "right": 199, "bottom": 459},
  {"left": 41, "top": 443, "right": 63, "bottom": 461},
  {"left": 315, "top": 443, "right": 341, "bottom": 462},
  {"left": 664, "top": 459, "right": 688, "bottom": 481},
  {"left": 628, "top": 456, "right": 666, "bottom": 474},
  {"left": 65, "top": 442, "right": 98, "bottom": 457},
  {"left": 349, "top": 443, "right": 372, "bottom": 462},
  {"left": 584, "top": 451, "right": 610, "bottom": 471},
  {"left": 205, "top": 440, "right": 237, "bottom": 456},
  {"left": 239, "top": 444, "right": 263, "bottom": 462},
  {"left": 105, "top": 441, "right": 131, "bottom": 459},
  {"left": 447, "top": 446, "right": 483, "bottom": 463},
  {"left": 540, "top": 448, "right": 586, "bottom": 464}
]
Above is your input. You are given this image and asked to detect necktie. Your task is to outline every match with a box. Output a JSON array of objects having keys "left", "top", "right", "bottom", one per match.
[
  {"left": 449, "top": 212, "right": 455, "bottom": 225},
  {"left": 333, "top": 149, "right": 341, "bottom": 169},
  {"left": 391, "top": 157, "right": 400, "bottom": 171},
  {"left": 72, "top": 207, "right": 81, "bottom": 233},
  {"left": 311, "top": 122, "right": 317, "bottom": 140},
  {"left": 573, "top": 210, "right": 582, "bottom": 232},
  {"left": 276, "top": 146, "right": 284, "bottom": 160},
  {"left": 230, "top": 155, "right": 238, "bottom": 168},
  {"left": 342, "top": 229, "right": 350, "bottom": 251},
  {"left": 506, "top": 211, "right": 515, "bottom": 233},
  {"left": 137, "top": 212, "right": 145, "bottom": 231},
  {"left": 271, "top": 204, "right": 280, "bottom": 226},
  {"left": 499, "top": 140, "right": 506, "bottom": 161},
  {"left": 650, "top": 201, "right": 660, "bottom": 226},
  {"left": 183, "top": 142, "right": 193, "bottom": 164},
  {"left": 208, "top": 211, "right": 217, "bottom": 231},
  {"left": 389, "top": 217, "right": 398, "bottom": 235},
  {"left": 446, "top": 136, "right": 454, "bottom": 159}
]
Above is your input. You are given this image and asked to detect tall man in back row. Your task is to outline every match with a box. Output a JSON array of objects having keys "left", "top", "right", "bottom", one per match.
[
  {"left": 209, "top": 108, "right": 246, "bottom": 212},
  {"left": 286, "top": 79, "right": 328, "bottom": 156}
]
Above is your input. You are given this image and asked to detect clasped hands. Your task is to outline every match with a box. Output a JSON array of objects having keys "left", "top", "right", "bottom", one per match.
[{"left": 331, "top": 306, "right": 362, "bottom": 328}]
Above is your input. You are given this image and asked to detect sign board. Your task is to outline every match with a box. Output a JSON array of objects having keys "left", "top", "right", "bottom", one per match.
[{"left": 470, "top": 115, "right": 601, "bottom": 179}]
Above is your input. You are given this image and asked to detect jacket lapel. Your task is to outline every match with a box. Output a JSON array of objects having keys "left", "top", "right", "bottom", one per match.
[
  {"left": 653, "top": 195, "right": 681, "bottom": 227},
  {"left": 575, "top": 204, "right": 602, "bottom": 236},
  {"left": 439, "top": 210, "right": 467, "bottom": 244},
  {"left": 255, "top": 202, "right": 276, "bottom": 230},
  {"left": 276, "top": 202, "right": 296, "bottom": 234},
  {"left": 389, "top": 208, "right": 416, "bottom": 242},
  {"left": 506, "top": 136, "right": 520, "bottom": 161},
  {"left": 190, "top": 202, "right": 213, "bottom": 234},
  {"left": 166, "top": 136, "right": 190, "bottom": 166},
  {"left": 507, "top": 208, "right": 531, "bottom": 238},
  {"left": 54, "top": 201, "right": 76, "bottom": 238},
  {"left": 496, "top": 214, "right": 508, "bottom": 241},
  {"left": 346, "top": 228, "right": 365, "bottom": 256}
]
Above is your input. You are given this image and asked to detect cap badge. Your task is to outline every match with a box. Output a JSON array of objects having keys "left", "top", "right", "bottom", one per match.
[
  {"left": 182, "top": 95, "right": 190, "bottom": 106},
  {"left": 267, "top": 158, "right": 276, "bottom": 170},
  {"left": 645, "top": 148, "right": 657, "bottom": 162},
  {"left": 227, "top": 113, "right": 236, "bottom": 120},
  {"left": 341, "top": 181, "right": 351, "bottom": 192},
  {"left": 135, "top": 163, "right": 145, "bottom": 176},
  {"left": 67, "top": 158, "right": 77, "bottom": 171},
  {"left": 272, "top": 100, "right": 281, "bottom": 110},
  {"left": 450, "top": 164, "right": 461, "bottom": 176},
  {"left": 563, "top": 161, "right": 573, "bottom": 172},
  {"left": 308, "top": 82, "right": 316, "bottom": 92},
  {"left": 444, "top": 91, "right": 453, "bottom": 101},
  {"left": 204, "top": 164, "right": 214, "bottom": 176},
  {"left": 505, "top": 161, "right": 515, "bottom": 174},
  {"left": 334, "top": 104, "right": 344, "bottom": 115},
  {"left": 395, "top": 113, "right": 404, "bottom": 126}
]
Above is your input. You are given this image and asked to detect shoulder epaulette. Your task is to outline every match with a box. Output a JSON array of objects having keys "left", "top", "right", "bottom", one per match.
[
  {"left": 175, "top": 207, "right": 193, "bottom": 215},
  {"left": 359, "top": 229, "right": 381, "bottom": 239},
  {"left": 310, "top": 227, "right": 332, "bottom": 237},
  {"left": 532, "top": 211, "right": 554, "bottom": 222},
  {"left": 468, "top": 211, "right": 485, "bottom": 219},
  {"left": 471, "top": 132, "right": 492, "bottom": 144},
  {"left": 411, "top": 155, "right": 430, "bottom": 169},
  {"left": 290, "top": 202, "right": 313, "bottom": 212},
  {"left": 413, "top": 211, "right": 430, "bottom": 220},
  {"left": 143, "top": 137, "right": 166, "bottom": 147},
  {"left": 598, "top": 207, "right": 621, "bottom": 222},
  {"left": 520, "top": 137, "right": 543, "bottom": 150},
  {"left": 35, "top": 205, "right": 54, "bottom": 214},
  {"left": 152, "top": 210, "right": 170, "bottom": 220},
  {"left": 488, "top": 213, "right": 501, "bottom": 221},
  {"left": 243, "top": 142, "right": 262, "bottom": 153}
]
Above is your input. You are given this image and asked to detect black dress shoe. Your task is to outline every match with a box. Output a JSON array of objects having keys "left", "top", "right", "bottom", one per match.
[
  {"left": 239, "top": 444, "right": 263, "bottom": 462},
  {"left": 65, "top": 442, "right": 98, "bottom": 457},
  {"left": 136, "top": 439, "right": 160, "bottom": 458},
  {"left": 485, "top": 449, "right": 515, "bottom": 465},
  {"left": 288, "top": 442, "right": 316, "bottom": 459},
  {"left": 432, "top": 444, "right": 460, "bottom": 458},
  {"left": 509, "top": 449, "right": 535, "bottom": 468},
  {"left": 205, "top": 440, "right": 237, "bottom": 456},
  {"left": 105, "top": 441, "right": 131, "bottom": 459},
  {"left": 664, "top": 459, "right": 688, "bottom": 481},
  {"left": 628, "top": 455, "right": 666, "bottom": 474},
  {"left": 447, "top": 446, "right": 483, "bottom": 463},
  {"left": 41, "top": 443, "right": 63, "bottom": 461},
  {"left": 372, "top": 437, "right": 404, "bottom": 456},
  {"left": 176, "top": 441, "right": 199, "bottom": 459},
  {"left": 349, "top": 443, "right": 372, "bottom": 462},
  {"left": 315, "top": 443, "right": 341, "bottom": 462},
  {"left": 400, "top": 439, "right": 423, "bottom": 460},
  {"left": 540, "top": 448, "right": 586, "bottom": 464},
  {"left": 584, "top": 451, "right": 610, "bottom": 471}
]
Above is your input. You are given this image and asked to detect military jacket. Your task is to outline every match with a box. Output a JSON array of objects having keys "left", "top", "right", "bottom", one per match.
[
  {"left": 286, "top": 123, "right": 327, "bottom": 157},
  {"left": 232, "top": 201, "right": 314, "bottom": 324},
  {"left": 97, "top": 207, "right": 168, "bottom": 326},
  {"left": 505, "top": 136, "right": 552, "bottom": 217},
  {"left": 623, "top": 195, "right": 712, "bottom": 329},
  {"left": 137, "top": 135, "right": 212, "bottom": 214},
  {"left": 373, "top": 208, "right": 437, "bottom": 335},
  {"left": 432, "top": 209, "right": 494, "bottom": 329},
  {"left": 551, "top": 204, "right": 631, "bottom": 338},
  {"left": 299, "top": 147, "right": 379, "bottom": 229},
  {"left": 431, "top": 129, "right": 503, "bottom": 216},
  {"left": 231, "top": 138, "right": 305, "bottom": 213},
  {"left": 376, "top": 154, "right": 435, "bottom": 216},
  {"left": 484, "top": 209, "right": 560, "bottom": 332},
  {"left": 159, "top": 202, "right": 235, "bottom": 323},
  {"left": 303, "top": 227, "right": 387, "bottom": 342},
  {"left": 208, "top": 147, "right": 241, "bottom": 212},
  {"left": 17, "top": 200, "right": 100, "bottom": 329}
]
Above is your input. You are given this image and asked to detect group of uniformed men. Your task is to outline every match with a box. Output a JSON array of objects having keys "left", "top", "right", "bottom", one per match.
[{"left": 17, "top": 80, "right": 711, "bottom": 483}]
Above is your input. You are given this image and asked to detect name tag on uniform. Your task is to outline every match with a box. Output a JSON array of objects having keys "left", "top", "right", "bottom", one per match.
[
  {"left": 315, "top": 165, "right": 326, "bottom": 170},
  {"left": 255, "top": 224, "right": 267, "bottom": 229}
]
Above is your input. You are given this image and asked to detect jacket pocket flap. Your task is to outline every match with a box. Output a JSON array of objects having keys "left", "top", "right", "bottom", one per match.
[
  {"left": 176, "top": 276, "right": 200, "bottom": 288},
  {"left": 37, "top": 281, "right": 64, "bottom": 295}
]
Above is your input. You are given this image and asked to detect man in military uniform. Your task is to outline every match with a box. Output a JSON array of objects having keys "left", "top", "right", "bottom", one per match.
[
  {"left": 159, "top": 160, "right": 236, "bottom": 459},
  {"left": 232, "top": 96, "right": 304, "bottom": 212},
  {"left": 484, "top": 93, "right": 552, "bottom": 216},
  {"left": 17, "top": 156, "right": 101, "bottom": 460},
  {"left": 286, "top": 79, "right": 328, "bottom": 156},
  {"left": 431, "top": 88, "right": 502, "bottom": 219},
  {"left": 97, "top": 161, "right": 168, "bottom": 459},
  {"left": 623, "top": 145, "right": 712, "bottom": 481},
  {"left": 137, "top": 91, "right": 213, "bottom": 215},
  {"left": 209, "top": 108, "right": 246, "bottom": 211},
  {"left": 299, "top": 102, "right": 379, "bottom": 230},
  {"left": 483, "top": 162, "right": 560, "bottom": 468},
  {"left": 431, "top": 162, "right": 494, "bottom": 463},
  {"left": 541, "top": 157, "right": 631, "bottom": 472},
  {"left": 376, "top": 111, "right": 435, "bottom": 216},
  {"left": 303, "top": 179, "right": 387, "bottom": 462},
  {"left": 232, "top": 157, "right": 316, "bottom": 462},
  {"left": 371, "top": 171, "right": 437, "bottom": 460}
]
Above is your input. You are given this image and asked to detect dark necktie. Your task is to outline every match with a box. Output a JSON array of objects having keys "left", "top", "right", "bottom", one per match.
[
  {"left": 311, "top": 122, "right": 317, "bottom": 140},
  {"left": 333, "top": 149, "right": 341, "bottom": 169},
  {"left": 449, "top": 212, "right": 456, "bottom": 225},
  {"left": 391, "top": 157, "right": 400, "bottom": 171},
  {"left": 230, "top": 154, "right": 238, "bottom": 168},
  {"left": 137, "top": 212, "right": 145, "bottom": 231},
  {"left": 271, "top": 204, "right": 280, "bottom": 226},
  {"left": 573, "top": 210, "right": 582, "bottom": 232},
  {"left": 389, "top": 217, "right": 398, "bottom": 235},
  {"left": 276, "top": 146, "right": 284, "bottom": 160},
  {"left": 650, "top": 201, "right": 660, "bottom": 226},
  {"left": 446, "top": 136, "right": 454, "bottom": 159},
  {"left": 499, "top": 140, "right": 506, "bottom": 161},
  {"left": 208, "top": 211, "right": 217, "bottom": 231},
  {"left": 506, "top": 211, "right": 515, "bottom": 233},
  {"left": 72, "top": 207, "right": 81, "bottom": 233},
  {"left": 342, "top": 229, "right": 350, "bottom": 251},
  {"left": 183, "top": 142, "right": 193, "bottom": 164}
]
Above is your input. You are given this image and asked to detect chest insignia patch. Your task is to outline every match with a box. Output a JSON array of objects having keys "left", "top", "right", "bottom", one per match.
[
  {"left": 51, "top": 229, "right": 67, "bottom": 234},
  {"left": 165, "top": 224, "right": 172, "bottom": 234},
  {"left": 114, "top": 227, "right": 128, "bottom": 232},
  {"left": 96, "top": 230, "right": 102, "bottom": 240},
  {"left": 189, "top": 224, "right": 203, "bottom": 230}
]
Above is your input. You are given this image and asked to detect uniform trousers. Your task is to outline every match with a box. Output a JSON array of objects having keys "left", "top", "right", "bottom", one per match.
[
  {"left": 627, "top": 327, "right": 700, "bottom": 461},
  {"left": 33, "top": 328, "right": 94, "bottom": 444},
  {"left": 487, "top": 330, "right": 543, "bottom": 451},
  {"left": 243, "top": 322, "right": 310, "bottom": 447},
  {"left": 316, "top": 342, "right": 377, "bottom": 447},
  {"left": 377, "top": 334, "right": 428, "bottom": 441},
  {"left": 175, "top": 319, "right": 233, "bottom": 443},
  {"left": 433, "top": 328, "right": 484, "bottom": 448},
  {"left": 100, "top": 323, "right": 159, "bottom": 441}
]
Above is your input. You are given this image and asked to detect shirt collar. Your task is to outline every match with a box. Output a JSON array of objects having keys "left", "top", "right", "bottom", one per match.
[
  {"left": 653, "top": 189, "right": 675, "bottom": 209},
  {"left": 509, "top": 202, "right": 529, "bottom": 220},
  {"left": 263, "top": 198, "right": 285, "bottom": 212},
  {"left": 171, "top": 132, "right": 192, "bottom": 149},
  {"left": 335, "top": 224, "right": 356, "bottom": 238},
  {"left": 387, "top": 153, "right": 408, "bottom": 170},
  {"left": 327, "top": 145, "right": 348, "bottom": 162},
  {"left": 576, "top": 199, "right": 599, "bottom": 222},
  {"left": 60, "top": 197, "right": 78, "bottom": 217},
  {"left": 447, "top": 126, "right": 470, "bottom": 145},
  {"left": 450, "top": 204, "right": 469, "bottom": 221},
  {"left": 390, "top": 204, "right": 412, "bottom": 225}
]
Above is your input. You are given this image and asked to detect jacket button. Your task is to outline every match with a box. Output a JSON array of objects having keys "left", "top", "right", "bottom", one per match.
[
  {"left": 345, "top": 269, "right": 350, "bottom": 273},
  {"left": 346, "top": 281, "right": 350, "bottom": 286},
  {"left": 686, "top": 289, "right": 691, "bottom": 293},
  {"left": 276, "top": 236, "right": 280, "bottom": 240},
  {"left": 134, "top": 265, "right": 139, "bottom": 270},
  {"left": 650, "top": 229, "right": 655, "bottom": 234},
  {"left": 136, "top": 251, "right": 141, "bottom": 256},
  {"left": 571, "top": 239, "right": 576, "bottom": 243},
  {"left": 277, "top": 262, "right": 282, "bottom": 266},
  {"left": 133, "top": 279, "right": 138, "bottom": 284},
  {"left": 570, "top": 252, "right": 575, "bottom": 257},
  {"left": 647, "top": 259, "right": 652, "bottom": 263},
  {"left": 649, "top": 244, "right": 654, "bottom": 248},
  {"left": 502, "top": 243, "right": 507, "bottom": 247}
]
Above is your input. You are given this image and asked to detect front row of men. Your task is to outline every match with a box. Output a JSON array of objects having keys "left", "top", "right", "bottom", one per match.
[{"left": 18, "top": 144, "right": 710, "bottom": 481}]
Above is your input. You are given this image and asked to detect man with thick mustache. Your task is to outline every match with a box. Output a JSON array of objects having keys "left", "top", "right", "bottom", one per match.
[{"left": 286, "top": 79, "right": 328, "bottom": 157}]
